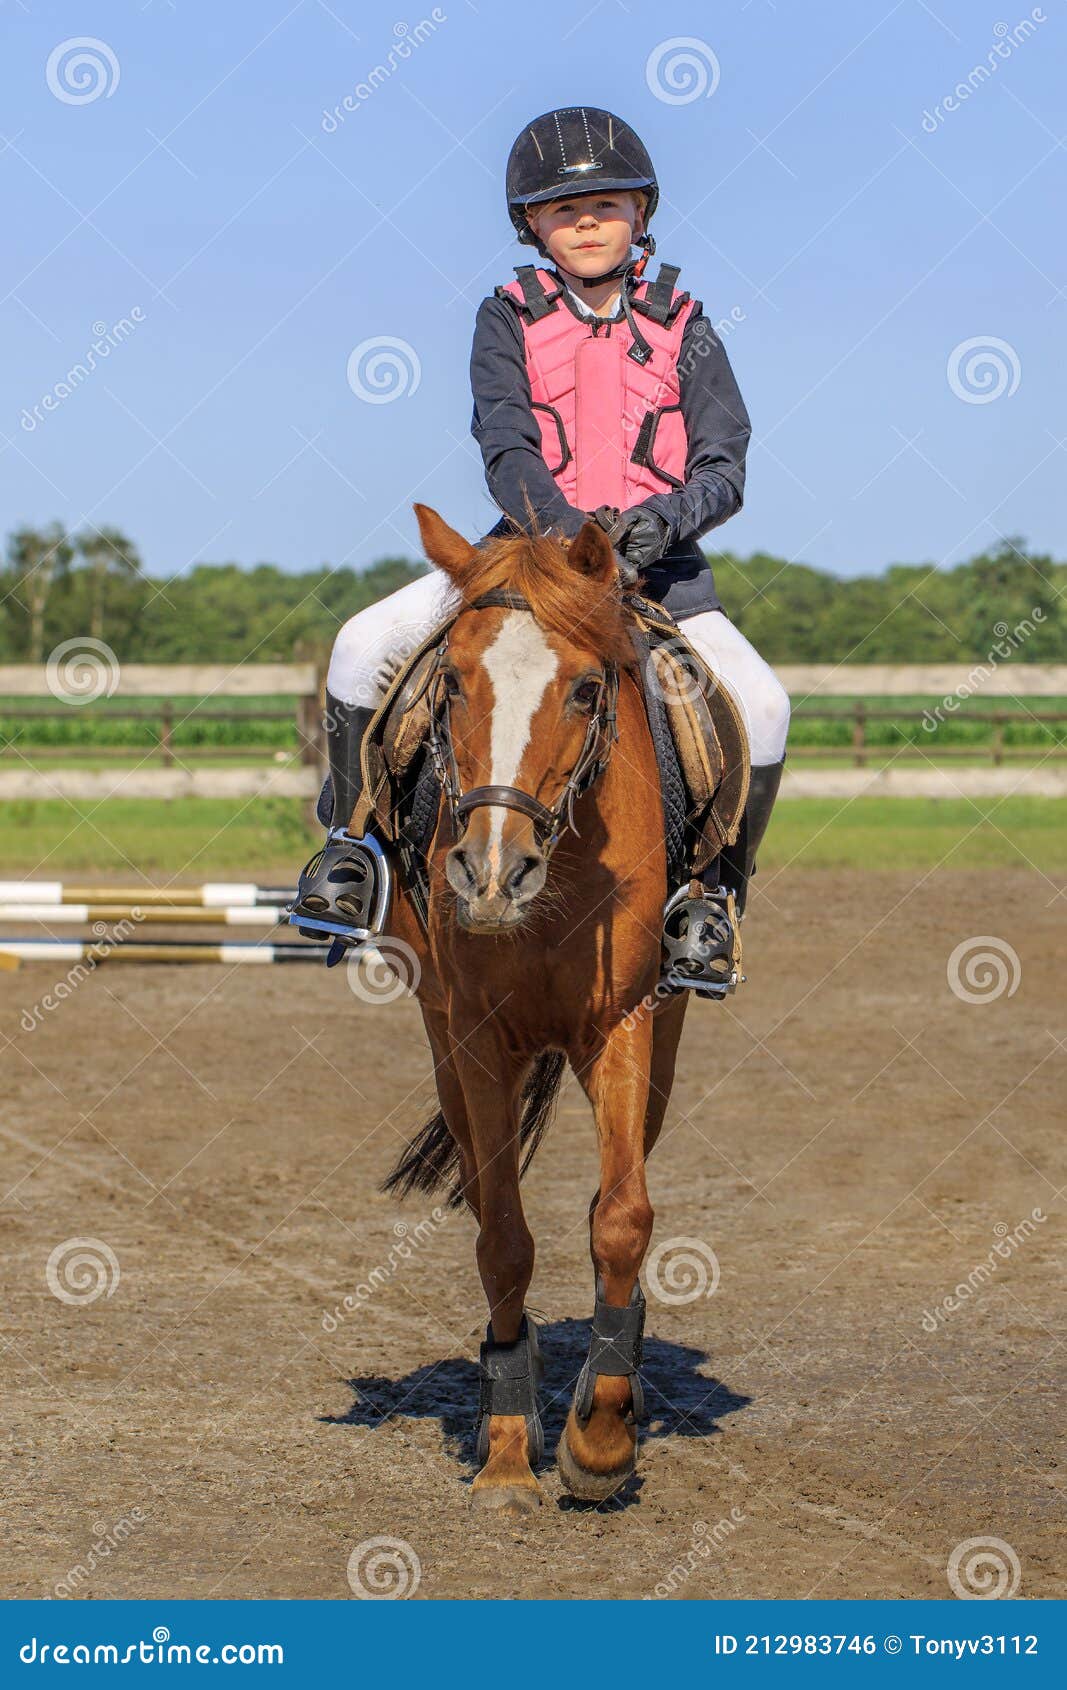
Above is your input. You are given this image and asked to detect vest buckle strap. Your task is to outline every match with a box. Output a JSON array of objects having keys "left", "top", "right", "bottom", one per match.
[
  {"left": 630, "top": 261, "right": 690, "bottom": 327},
  {"left": 512, "top": 263, "right": 561, "bottom": 322}
]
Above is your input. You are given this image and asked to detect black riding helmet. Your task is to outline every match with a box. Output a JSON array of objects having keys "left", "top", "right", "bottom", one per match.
[{"left": 506, "top": 107, "right": 659, "bottom": 285}]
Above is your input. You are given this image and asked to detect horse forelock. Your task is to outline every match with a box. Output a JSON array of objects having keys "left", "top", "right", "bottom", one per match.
[{"left": 453, "top": 531, "right": 636, "bottom": 669}]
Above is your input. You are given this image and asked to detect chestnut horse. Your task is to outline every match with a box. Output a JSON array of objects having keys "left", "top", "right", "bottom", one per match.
[{"left": 381, "top": 504, "right": 689, "bottom": 1512}]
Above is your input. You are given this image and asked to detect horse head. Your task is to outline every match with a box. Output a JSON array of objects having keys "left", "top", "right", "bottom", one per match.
[{"left": 413, "top": 504, "right": 635, "bottom": 934}]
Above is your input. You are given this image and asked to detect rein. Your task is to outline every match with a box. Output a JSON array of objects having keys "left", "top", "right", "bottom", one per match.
[{"left": 425, "top": 589, "right": 620, "bottom": 858}]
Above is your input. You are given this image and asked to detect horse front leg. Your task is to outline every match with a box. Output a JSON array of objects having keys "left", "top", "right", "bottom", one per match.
[
  {"left": 420, "top": 1007, "right": 480, "bottom": 1216},
  {"left": 452, "top": 1032, "right": 544, "bottom": 1515},
  {"left": 584, "top": 993, "right": 689, "bottom": 1269},
  {"left": 560, "top": 1014, "right": 655, "bottom": 1501}
]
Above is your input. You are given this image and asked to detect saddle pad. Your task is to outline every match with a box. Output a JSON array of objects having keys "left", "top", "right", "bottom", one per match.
[{"left": 632, "top": 636, "right": 688, "bottom": 887}]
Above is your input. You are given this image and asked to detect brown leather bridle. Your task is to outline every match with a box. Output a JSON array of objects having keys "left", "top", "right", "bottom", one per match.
[{"left": 425, "top": 590, "right": 620, "bottom": 859}]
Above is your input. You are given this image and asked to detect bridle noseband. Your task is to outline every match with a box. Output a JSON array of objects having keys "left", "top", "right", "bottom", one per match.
[{"left": 425, "top": 589, "right": 619, "bottom": 859}]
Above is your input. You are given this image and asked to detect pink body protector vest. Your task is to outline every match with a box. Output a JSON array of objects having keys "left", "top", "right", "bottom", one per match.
[{"left": 499, "top": 262, "right": 697, "bottom": 512}]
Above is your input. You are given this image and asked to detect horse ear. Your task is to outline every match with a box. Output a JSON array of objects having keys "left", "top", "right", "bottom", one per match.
[
  {"left": 567, "top": 519, "right": 617, "bottom": 585},
  {"left": 413, "top": 504, "right": 478, "bottom": 584}
]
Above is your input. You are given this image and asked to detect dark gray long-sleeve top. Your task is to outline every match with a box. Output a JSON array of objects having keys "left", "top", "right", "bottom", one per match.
[{"left": 469, "top": 269, "right": 751, "bottom": 618}]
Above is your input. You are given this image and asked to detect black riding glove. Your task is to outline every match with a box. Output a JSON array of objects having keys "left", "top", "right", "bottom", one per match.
[
  {"left": 589, "top": 505, "right": 671, "bottom": 583},
  {"left": 613, "top": 507, "right": 671, "bottom": 570}
]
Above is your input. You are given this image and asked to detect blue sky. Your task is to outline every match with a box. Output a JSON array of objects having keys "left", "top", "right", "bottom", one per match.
[{"left": 3, "top": 0, "right": 1064, "bottom": 585}]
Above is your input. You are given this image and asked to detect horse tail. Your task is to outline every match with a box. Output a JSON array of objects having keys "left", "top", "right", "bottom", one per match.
[
  {"left": 516, "top": 1050, "right": 567, "bottom": 1180},
  {"left": 381, "top": 1050, "right": 567, "bottom": 1209}
]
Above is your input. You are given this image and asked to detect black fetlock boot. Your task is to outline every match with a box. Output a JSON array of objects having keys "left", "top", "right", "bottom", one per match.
[
  {"left": 288, "top": 693, "right": 391, "bottom": 953},
  {"left": 660, "top": 757, "right": 785, "bottom": 998}
]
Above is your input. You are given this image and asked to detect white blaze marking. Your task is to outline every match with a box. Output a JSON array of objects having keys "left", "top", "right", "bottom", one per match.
[{"left": 481, "top": 613, "right": 558, "bottom": 872}]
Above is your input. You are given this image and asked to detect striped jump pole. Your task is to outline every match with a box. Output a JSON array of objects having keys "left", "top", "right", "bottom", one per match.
[
  {"left": 0, "top": 937, "right": 325, "bottom": 964},
  {"left": 0, "top": 881, "right": 295, "bottom": 908},
  {"left": 0, "top": 904, "right": 284, "bottom": 926}
]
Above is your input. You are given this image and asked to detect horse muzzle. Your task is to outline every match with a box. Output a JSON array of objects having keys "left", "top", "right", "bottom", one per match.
[{"left": 445, "top": 838, "right": 547, "bottom": 931}]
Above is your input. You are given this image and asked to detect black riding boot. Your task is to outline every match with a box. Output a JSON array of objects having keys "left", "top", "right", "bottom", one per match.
[
  {"left": 661, "top": 758, "right": 785, "bottom": 997},
  {"left": 724, "top": 758, "right": 785, "bottom": 916},
  {"left": 288, "top": 693, "right": 390, "bottom": 950}
]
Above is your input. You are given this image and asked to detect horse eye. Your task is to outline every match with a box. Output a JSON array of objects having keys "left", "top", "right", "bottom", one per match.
[
  {"left": 441, "top": 669, "right": 461, "bottom": 698},
  {"left": 572, "top": 677, "right": 601, "bottom": 710}
]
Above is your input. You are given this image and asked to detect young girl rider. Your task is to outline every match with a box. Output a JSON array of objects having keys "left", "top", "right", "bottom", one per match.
[{"left": 293, "top": 106, "right": 790, "bottom": 994}]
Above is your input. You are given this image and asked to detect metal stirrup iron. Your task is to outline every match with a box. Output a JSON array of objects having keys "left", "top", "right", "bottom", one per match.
[
  {"left": 474, "top": 1315, "right": 545, "bottom": 1466},
  {"left": 574, "top": 1278, "right": 646, "bottom": 1427},
  {"left": 288, "top": 831, "right": 391, "bottom": 955},
  {"left": 661, "top": 882, "right": 742, "bottom": 999}
]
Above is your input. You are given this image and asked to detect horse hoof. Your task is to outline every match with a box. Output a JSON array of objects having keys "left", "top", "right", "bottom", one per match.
[
  {"left": 470, "top": 1483, "right": 542, "bottom": 1516},
  {"left": 556, "top": 1432, "right": 634, "bottom": 1502}
]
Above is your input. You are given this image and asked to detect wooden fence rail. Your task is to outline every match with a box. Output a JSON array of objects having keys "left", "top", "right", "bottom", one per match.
[
  {"left": 0, "top": 663, "right": 326, "bottom": 769},
  {"left": 2, "top": 667, "right": 1066, "bottom": 773},
  {"left": 790, "top": 704, "right": 1067, "bottom": 767},
  {"left": 2, "top": 703, "right": 1064, "bottom": 769},
  {"left": 0, "top": 705, "right": 313, "bottom": 767}
]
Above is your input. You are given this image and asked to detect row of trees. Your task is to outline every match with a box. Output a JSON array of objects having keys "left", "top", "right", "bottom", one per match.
[
  {"left": 1, "top": 523, "right": 1063, "bottom": 665},
  {"left": 6, "top": 525, "right": 144, "bottom": 659}
]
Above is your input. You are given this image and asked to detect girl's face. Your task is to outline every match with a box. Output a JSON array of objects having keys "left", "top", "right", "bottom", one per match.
[{"left": 526, "top": 191, "right": 644, "bottom": 280}]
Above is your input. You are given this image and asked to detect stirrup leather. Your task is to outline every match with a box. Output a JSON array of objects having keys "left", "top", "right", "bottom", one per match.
[
  {"left": 475, "top": 1315, "right": 544, "bottom": 1466},
  {"left": 288, "top": 829, "right": 391, "bottom": 945},
  {"left": 661, "top": 882, "right": 742, "bottom": 999}
]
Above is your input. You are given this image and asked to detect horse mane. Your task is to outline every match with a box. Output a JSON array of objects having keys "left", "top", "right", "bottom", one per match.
[{"left": 455, "top": 530, "right": 637, "bottom": 668}]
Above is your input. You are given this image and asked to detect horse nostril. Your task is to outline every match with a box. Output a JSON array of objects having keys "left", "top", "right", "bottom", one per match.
[
  {"left": 447, "top": 847, "right": 476, "bottom": 892},
  {"left": 505, "top": 853, "right": 544, "bottom": 898},
  {"left": 447, "top": 845, "right": 493, "bottom": 898}
]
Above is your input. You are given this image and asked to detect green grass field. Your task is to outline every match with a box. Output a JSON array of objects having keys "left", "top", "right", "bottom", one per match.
[{"left": 3, "top": 796, "right": 1064, "bottom": 878}]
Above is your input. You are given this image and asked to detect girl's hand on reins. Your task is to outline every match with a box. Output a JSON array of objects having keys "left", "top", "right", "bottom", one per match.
[
  {"left": 611, "top": 506, "right": 671, "bottom": 570},
  {"left": 588, "top": 506, "right": 640, "bottom": 586}
]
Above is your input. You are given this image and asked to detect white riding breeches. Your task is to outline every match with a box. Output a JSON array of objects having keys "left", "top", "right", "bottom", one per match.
[{"left": 327, "top": 567, "right": 791, "bottom": 767}]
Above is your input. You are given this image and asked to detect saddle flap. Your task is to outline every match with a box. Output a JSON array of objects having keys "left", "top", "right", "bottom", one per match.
[
  {"left": 649, "top": 644, "right": 724, "bottom": 799},
  {"left": 701, "top": 666, "right": 750, "bottom": 847},
  {"left": 635, "top": 604, "right": 750, "bottom": 850},
  {"left": 382, "top": 645, "right": 439, "bottom": 774},
  {"left": 353, "top": 612, "right": 457, "bottom": 840}
]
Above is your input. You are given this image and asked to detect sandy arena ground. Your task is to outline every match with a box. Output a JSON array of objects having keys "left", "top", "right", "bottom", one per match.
[{"left": 1, "top": 868, "right": 1063, "bottom": 1601}]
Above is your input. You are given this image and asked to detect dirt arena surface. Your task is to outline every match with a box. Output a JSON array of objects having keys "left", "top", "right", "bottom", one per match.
[{"left": 2, "top": 867, "right": 1063, "bottom": 1601}]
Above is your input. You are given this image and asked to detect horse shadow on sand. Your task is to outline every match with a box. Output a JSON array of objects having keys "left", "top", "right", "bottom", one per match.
[{"left": 322, "top": 1316, "right": 749, "bottom": 1510}]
